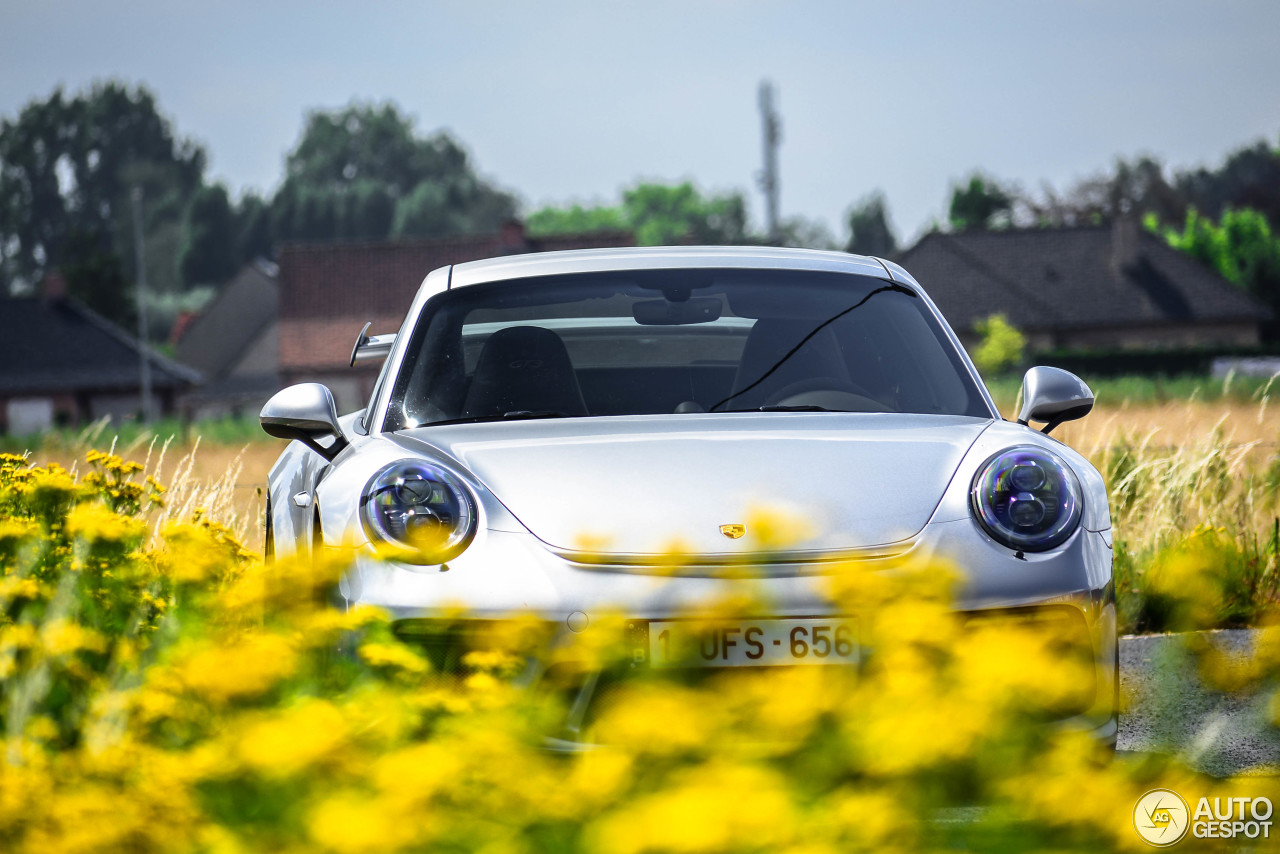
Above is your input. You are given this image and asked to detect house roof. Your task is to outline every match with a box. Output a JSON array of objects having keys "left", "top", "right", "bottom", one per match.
[
  {"left": 897, "top": 225, "right": 1270, "bottom": 333},
  {"left": 175, "top": 259, "right": 279, "bottom": 381},
  {"left": 277, "top": 226, "right": 635, "bottom": 372},
  {"left": 0, "top": 295, "right": 201, "bottom": 396}
]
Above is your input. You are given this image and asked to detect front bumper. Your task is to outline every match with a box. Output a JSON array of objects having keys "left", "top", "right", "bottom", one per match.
[{"left": 342, "top": 518, "right": 1117, "bottom": 745}]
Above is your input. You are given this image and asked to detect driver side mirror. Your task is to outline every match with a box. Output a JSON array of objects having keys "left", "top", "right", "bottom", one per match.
[
  {"left": 1016, "top": 367, "right": 1094, "bottom": 435},
  {"left": 260, "top": 383, "right": 349, "bottom": 461}
]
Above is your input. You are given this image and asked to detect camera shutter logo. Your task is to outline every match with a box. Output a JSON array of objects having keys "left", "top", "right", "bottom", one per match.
[{"left": 1134, "top": 789, "right": 1190, "bottom": 846}]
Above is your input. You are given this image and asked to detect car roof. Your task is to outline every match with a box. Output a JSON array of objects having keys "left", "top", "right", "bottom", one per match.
[{"left": 446, "top": 245, "right": 921, "bottom": 291}]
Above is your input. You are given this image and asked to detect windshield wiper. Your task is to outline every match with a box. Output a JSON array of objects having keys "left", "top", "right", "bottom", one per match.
[
  {"left": 501, "top": 410, "right": 572, "bottom": 420},
  {"left": 419, "top": 410, "right": 574, "bottom": 427}
]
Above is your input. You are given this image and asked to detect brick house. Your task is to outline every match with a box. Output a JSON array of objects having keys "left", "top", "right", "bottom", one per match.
[
  {"left": 277, "top": 222, "right": 634, "bottom": 412},
  {"left": 897, "top": 220, "right": 1270, "bottom": 351}
]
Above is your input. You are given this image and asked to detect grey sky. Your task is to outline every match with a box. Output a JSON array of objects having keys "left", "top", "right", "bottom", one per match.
[{"left": 3, "top": 1, "right": 1278, "bottom": 244}]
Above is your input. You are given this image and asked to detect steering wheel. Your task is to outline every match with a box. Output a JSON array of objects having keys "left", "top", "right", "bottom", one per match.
[{"left": 763, "top": 377, "right": 886, "bottom": 412}]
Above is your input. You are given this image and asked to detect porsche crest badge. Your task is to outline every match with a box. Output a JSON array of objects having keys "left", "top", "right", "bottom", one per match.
[{"left": 719, "top": 524, "right": 746, "bottom": 539}]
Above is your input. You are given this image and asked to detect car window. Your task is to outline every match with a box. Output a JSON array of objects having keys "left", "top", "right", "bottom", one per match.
[{"left": 382, "top": 269, "right": 990, "bottom": 429}]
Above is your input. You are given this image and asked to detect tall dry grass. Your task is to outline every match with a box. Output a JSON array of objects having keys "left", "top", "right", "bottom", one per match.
[
  {"left": 1048, "top": 381, "right": 1280, "bottom": 632},
  {"left": 14, "top": 417, "right": 282, "bottom": 551}
]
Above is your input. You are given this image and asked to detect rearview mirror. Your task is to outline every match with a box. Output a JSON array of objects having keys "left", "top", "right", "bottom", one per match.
[
  {"left": 1017, "top": 367, "right": 1094, "bottom": 435},
  {"left": 260, "top": 383, "right": 349, "bottom": 461},
  {"left": 633, "top": 297, "right": 722, "bottom": 325}
]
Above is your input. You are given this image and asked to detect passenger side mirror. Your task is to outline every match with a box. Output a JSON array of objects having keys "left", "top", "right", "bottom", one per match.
[
  {"left": 1016, "top": 367, "right": 1094, "bottom": 435},
  {"left": 260, "top": 383, "right": 349, "bottom": 461}
]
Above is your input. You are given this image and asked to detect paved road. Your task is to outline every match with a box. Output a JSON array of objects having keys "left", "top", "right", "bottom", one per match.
[{"left": 1119, "top": 629, "right": 1280, "bottom": 777}]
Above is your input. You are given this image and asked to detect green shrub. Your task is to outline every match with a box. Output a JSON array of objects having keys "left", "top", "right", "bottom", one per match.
[{"left": 971, "top": 313, "right": 1026, "bottom": 377}]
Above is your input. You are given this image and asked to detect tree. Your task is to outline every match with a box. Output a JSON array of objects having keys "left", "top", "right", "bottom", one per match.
[
  {"left": 777, "top": 215, "right": 837, "bottom": 250},
  {"left": 391, "top": 182, "right": 459, "bottom": 237},
  {"left": 622, "top": 182, "right": 750, "bottom": 245},
  {"left": 179, "top": 184, "right": 236, "bottom": 287},
  {"left": 271, "top": 102, "right": 516, "bottom": 242},
  {"left": 526, "top": 203, "right": 628, "bottom": 237},
  {"left": 845, "top": 192, "right": 898, "bottom": 257},
  {"left": 948, "top": 174, "right": 1014, "bottom": 231},
  {"left": 233, "top": 192, "right": 273, "bottom": 264},
  {"left": 1022, "top": 156, "right": 1182, "bottom": 229},
  {"left": 526, "top": 182, "right": 752, "bottom": 246},
  {"left": 60, "top": 228, "right": 130, "bottom": 325},
  {"left": 0, "top": 81, "right": 207, "bottom": 324},
  {"left": 1175, "top": 139, "right": 1280, "bottom": 228},
  {"left": 1152, "top": 206, "right": 1280, "bottom": 341},
  {"left": 971, "top": 313, "right": 1026, "bottom": 376}
]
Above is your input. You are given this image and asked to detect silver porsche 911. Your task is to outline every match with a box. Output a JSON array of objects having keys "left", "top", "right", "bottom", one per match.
[{"left": 261, "top": 246, "right": 1116, "bottom": 744}]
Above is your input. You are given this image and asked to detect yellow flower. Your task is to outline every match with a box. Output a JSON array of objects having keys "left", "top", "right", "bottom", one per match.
[
  {"left": 40, "top": 619, "right": 107, "bottom": 657},
  {"left": 308, "top": 791, "right": 421, "bottom": 854},
  {"left": 0, "top": 517, "right": 38, "bottom": 542},
  {"left": 590, "top": 761, "right": 796, "bottom": 854},
  {"left": 358, "top": 641, "right": 430, "bottom": 675},
  {"left": 1, "top": 623, "right": 38, "bottom": 652},
  {"left": 372, "top": 742, "right": 464, "bottom": 804},
  {"left": 237, "top": 699, "right": 349, "bottom": 776},
  {"left": 0, "top": 574, "right": 41, "bottom": 602},
  {"left": 591, "top": 682, "right": 722, "bottom": 755},
  {"left": 159, "top": 520, "right": 250, "bottom": 585},
  {"left": 66, "top": 501, "right": 147, "bottom": 545},
  {"left": 173, "top": 632, "right": 298, "bottom": 703},
  {"left": 743, "top": 503, "right": 816, "bottom": 550}
]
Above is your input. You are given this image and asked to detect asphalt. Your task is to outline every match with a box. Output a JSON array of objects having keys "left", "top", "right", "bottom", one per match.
[{"left": 1119, "top": 629, "right": 1280, "bottom": 777}]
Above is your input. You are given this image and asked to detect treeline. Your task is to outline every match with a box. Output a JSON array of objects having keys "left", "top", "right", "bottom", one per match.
[
  {"left": 942, "top": 147, "right": 1280, "bottom": 235},
  {"left": 0, "top": 83, "right": 518, "bottom": 334},
  {"left": 2, "top": 79, "right": 1279, "bottom": 339}
]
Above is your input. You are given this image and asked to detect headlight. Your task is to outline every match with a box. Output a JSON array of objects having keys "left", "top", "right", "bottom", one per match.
[
  {"left": 360, "top": 460, "right": 476, "bottom": 564},
  {"left": 970, "top": 446, "right": 1082, "bottom": 552}
]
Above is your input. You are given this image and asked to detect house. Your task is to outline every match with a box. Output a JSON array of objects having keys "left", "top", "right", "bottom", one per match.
[
  {"left": 277, "top": 222, "right": 635, "bottom": 412},
  {"left": 0, "top": 275, "right": 200, "bottom": 435},
  {"left": 896, "top": 220, "right": 1270, "bottom": 351},
  {"left": 174, "top": 259, "right": 279, "bottom": 420}
]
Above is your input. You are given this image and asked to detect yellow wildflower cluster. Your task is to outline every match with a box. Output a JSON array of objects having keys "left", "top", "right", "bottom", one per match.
[
  {"left": 1, "top": 450, "right": 1279, "bottom": 852},
  {"left": 82, "top": 449, "right": 164, "bottom": 515}
]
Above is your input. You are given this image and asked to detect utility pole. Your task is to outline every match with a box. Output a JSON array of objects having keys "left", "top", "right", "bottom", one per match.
[
  {"left": 130, "top": 186, "right": 153, "bottom": 424},
  {"left": 757, "top": 80, "right": 782, "bottom": 245}
]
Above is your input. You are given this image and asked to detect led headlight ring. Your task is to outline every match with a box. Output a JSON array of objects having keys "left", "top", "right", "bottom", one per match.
[
  {"left": 360, "top": 460, "right": 476, "bottom": 564},
  {"left": 970, "top": 446, "right": 1082, "bottom": 552}
]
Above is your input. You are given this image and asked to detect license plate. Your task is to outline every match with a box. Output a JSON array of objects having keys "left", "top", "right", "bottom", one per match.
[{"left": 640, "top": 618, "right": 858, "bottom": 668}]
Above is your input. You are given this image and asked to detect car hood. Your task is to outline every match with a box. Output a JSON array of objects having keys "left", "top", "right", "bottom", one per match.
[{"left": 401, "top": 413, "right": 991, "bottom": 558}]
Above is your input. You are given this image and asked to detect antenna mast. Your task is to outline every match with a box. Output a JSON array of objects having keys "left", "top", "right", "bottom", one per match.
[{"left": 757, "top": 80, "right": 782, "bottom": 245}]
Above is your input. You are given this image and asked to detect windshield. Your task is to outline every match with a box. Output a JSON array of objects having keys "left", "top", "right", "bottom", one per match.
[{"left": 382, "top": 268, "right": 991, "bottom": 430}]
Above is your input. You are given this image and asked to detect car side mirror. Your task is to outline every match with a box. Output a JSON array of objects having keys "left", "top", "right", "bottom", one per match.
[
  {"left": 1016, "top": 367, "right": 1094, "bottom": 435},
  {"left": 260, "top": 383, "right": 349, "bottom": 461}
]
